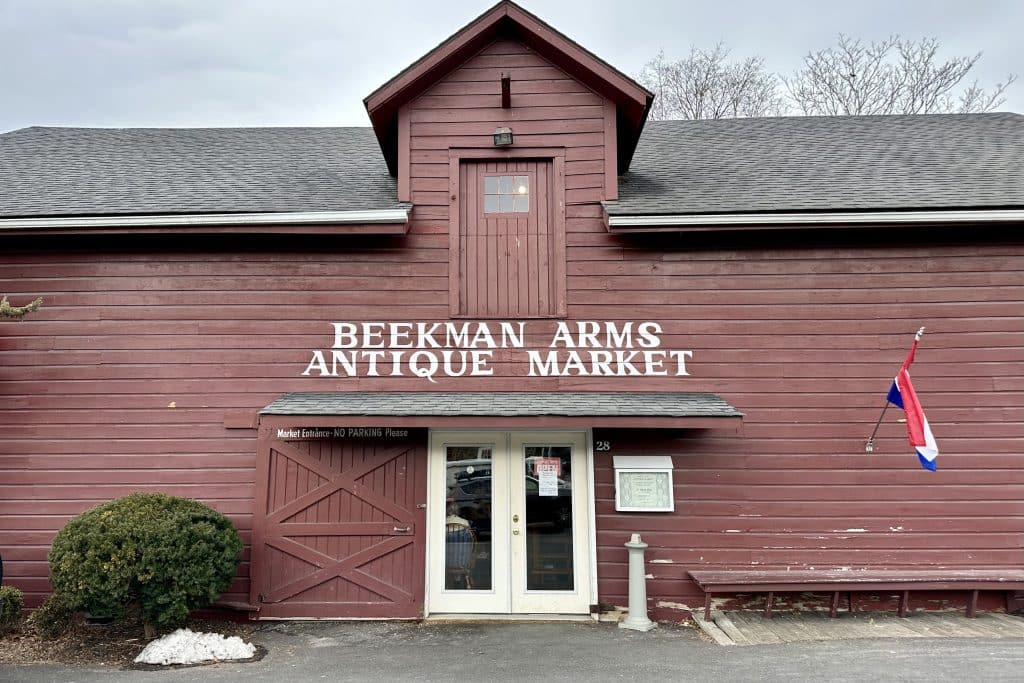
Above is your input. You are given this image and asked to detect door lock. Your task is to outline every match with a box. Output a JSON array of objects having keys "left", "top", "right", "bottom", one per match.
[
  {"left": 512, "top": 514, "right": 519, "bottom": 523},
  {"left": 512, "top": 529, "right": 520, "bottom": 535}
]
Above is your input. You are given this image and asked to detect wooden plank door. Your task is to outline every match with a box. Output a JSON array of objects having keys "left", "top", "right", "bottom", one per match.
[
  {"left": 251, "top": 429, "right": 427, "bottom": 618},
  {"left": 456, "top": 159, "right": 562, "bottom": 318}
]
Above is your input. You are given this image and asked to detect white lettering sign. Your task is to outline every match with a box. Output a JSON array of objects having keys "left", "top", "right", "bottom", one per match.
[
  {"left": 302, "top": 321, "right": 693, "bottom": 381},
  {"left": 276, "top": 427, "right": 411, "bottom": 439}
]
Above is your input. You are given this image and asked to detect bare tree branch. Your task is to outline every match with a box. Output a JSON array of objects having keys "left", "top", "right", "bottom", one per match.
[
  {"left": 784, "top": 35, "right": 1016, "bottom": 115},
  {"left": 641, "top": 37, "right": 1016, "bottom": 120},
  {"left": 637, "top": 44, "right": 787, "bottom": 120}
]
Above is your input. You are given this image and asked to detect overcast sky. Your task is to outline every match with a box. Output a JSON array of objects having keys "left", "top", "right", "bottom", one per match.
[{"left": 0, "top": 0, "right": 1020, "bottom": 133}]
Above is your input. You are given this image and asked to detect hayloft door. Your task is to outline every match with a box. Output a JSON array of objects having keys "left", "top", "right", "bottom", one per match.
[{"left": 452, "top": 159, "right": 565, "bottom": 318}]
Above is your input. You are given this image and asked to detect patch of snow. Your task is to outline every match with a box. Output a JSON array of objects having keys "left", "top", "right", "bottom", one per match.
[
  {"left": 134, "top": 628, "right": 256, "bottom": 666},
  {"left": 890, "top": 526, "right": 904, "bottom": 532},
  {"left": 835, "top": 528, "right": 867, "bottom": 533},
  {"left": 650, "top": 559, "right": 673, "bottom": 564}
]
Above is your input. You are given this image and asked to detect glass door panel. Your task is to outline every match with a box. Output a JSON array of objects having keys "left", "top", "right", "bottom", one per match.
[
  {"left": 445, "top": 445, "right": 492, "bottom": 591},
  {"left": 510, "top": 432, "right": 590, "bottom": 614},
  {"left": 428, "top": 432, "right": 509, "bottom": 614},
  {"left": 429, "top": 431, "right": 590, "bottom": 615},
  {"left": 523, "top": 446, "right": 574, "bottom": 591}
]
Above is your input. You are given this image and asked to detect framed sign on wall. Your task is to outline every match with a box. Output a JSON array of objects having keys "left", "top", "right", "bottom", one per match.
[{"left": 613, "top": 455, "right": 675, "bottom": 512}]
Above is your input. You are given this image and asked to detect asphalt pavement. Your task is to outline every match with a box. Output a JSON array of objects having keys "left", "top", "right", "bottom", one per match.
[{"left": 4, "top": 620, "right": 1024, "bottom": 682}]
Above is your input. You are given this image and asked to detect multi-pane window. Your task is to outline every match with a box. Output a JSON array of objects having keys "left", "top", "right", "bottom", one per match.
[{"left": 484, "top": 175, "right": 530, "bottom": 213}]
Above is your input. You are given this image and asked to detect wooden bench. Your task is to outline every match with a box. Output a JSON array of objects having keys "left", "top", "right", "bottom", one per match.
[{"left": 689, "top": 569, "right": 1024, "bottom": 621}]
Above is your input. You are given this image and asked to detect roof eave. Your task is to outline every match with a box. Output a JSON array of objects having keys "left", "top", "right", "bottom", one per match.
[
  {"left": 0, "top": 208, "right": 411, "bottom": 236},
  {"left": 603, "top": 208, "right": 1024, "bottom": 233},
  {"left": 257, "top": 414, "right": 742, "bottom": 430}
]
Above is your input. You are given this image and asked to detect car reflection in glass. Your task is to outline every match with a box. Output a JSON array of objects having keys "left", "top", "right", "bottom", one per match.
[{"left": 449, "top": 473, "right": 572, "bottom": 540}]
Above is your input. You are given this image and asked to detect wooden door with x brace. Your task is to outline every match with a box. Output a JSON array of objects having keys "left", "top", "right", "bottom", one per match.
[{"left": 251, "top": 428, "right": 427, "bottom": 618}]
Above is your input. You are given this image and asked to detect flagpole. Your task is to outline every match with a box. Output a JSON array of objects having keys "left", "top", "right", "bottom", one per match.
[
  {"left": 864, "top": 402, "right": 890, "bottom": 453},
  {"left": 865, "top": 327, "right": 925, "bottom": 453}
]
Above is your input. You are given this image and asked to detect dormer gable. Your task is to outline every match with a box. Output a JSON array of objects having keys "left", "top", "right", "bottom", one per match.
[{"left": 364, "top": 0, "right": 652, "bottom": 181}]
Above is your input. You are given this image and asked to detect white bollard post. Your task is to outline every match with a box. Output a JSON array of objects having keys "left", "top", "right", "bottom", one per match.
[{"left": 619, "top": 533, "right": 656, "bottom": 632}]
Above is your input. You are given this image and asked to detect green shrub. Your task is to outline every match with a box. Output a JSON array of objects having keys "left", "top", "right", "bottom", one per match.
[
  {"left": 48, "top": 493, "right": 242, "bottom": 630},
  {"left": 27, "top": 592, "right": 75, "bottom": 640},
  {"left": 0, "top": 585, "right": 24, "bottom": 631}
]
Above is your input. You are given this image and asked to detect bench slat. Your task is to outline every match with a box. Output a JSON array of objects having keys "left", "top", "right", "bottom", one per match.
[
  {"left": 689, "top": 569, "right": 1024, "bottom": 588},
  {"left": 690, "top": 569, "right": 1024, "bottom": 621}
]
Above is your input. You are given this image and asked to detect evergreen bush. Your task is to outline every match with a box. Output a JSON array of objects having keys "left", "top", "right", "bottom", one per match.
[
  {"left": 0, "top": 585, "right": 24, "bottom": 632},
  {"left": 27, "top": 592, "right": 75, "bottom": 639},
  {"left": 48, "top": 493, "right": 242, "bottom": 631}
]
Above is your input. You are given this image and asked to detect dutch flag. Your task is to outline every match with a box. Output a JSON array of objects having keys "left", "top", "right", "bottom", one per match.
[{"left": 885, "top": 330, "right": 939, "bottom": 471}]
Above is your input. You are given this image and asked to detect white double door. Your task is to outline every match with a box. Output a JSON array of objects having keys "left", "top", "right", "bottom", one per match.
[{"left": 427, "top": 431, "right": 591, "bottom": 614}]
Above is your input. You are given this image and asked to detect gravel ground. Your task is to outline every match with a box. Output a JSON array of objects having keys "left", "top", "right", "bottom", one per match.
[{"left": 0, "top": 612, "right": 256, "bottom": 668}]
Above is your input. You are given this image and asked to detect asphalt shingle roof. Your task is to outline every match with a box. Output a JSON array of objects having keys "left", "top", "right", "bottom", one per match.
[
  {"left": 2, "top": 113, "right": 1022, "bottom": 219},
  {"left": 0, "top": 126, "right": 404, "bottom": 218},
  {"left": 605, "top": 113, "right": 1024, "bottom": 216},
  {"left": 260, "top": 392, "right": 743, "bottom": 418}
]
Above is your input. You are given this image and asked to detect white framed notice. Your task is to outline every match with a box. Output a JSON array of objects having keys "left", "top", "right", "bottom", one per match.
[{"left": 613, "top": 456, "right": 674, "bottom": 512}]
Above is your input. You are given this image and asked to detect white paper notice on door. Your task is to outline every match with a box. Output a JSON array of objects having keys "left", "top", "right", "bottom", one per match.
[{"left": 536, "top": 460, "right": 559, "bottom": 497}]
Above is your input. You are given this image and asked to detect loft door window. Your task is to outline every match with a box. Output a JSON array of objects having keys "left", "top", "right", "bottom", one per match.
[
  {"left": 484, "top": 175, "right": 530, "bottom": 213},
  {"left": 453, "top": 160, "right": 565, "bottom": 318}
]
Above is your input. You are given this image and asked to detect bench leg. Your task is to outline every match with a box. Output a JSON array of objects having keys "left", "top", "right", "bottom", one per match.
[
  {"left": 898, "top": 590, "right": 909, "bottom": 617},
  {"left": 765, "top": 591, "right": 774, "bottom": 619},
  {"left": 967, "top": 590, "right": 978, "bottom": 618},
  {"left": 704, "top": 591, "right": 712, "bottom": 621},
  {"left": 830, "top": 591, "right": 840, "bottom": 618}
]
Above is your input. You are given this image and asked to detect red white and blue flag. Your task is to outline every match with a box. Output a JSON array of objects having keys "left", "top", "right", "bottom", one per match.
[{"left": 885, "top": 328, "right": 939, "bottom": 471}]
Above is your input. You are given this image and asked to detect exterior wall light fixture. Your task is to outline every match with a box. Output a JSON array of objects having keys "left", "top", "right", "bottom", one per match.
[{"left": 493, "top": 127, "right": 513, "bottom": 146}]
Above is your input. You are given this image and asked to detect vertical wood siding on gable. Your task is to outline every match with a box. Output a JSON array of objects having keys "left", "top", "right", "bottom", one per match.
[{"left": 405, "top": 39, "right": 609, "bottom": 221}]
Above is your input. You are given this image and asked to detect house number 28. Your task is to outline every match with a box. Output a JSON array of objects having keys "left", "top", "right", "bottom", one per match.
[{"left": 595, "top": 441, "right": 611, "bottom": 451}]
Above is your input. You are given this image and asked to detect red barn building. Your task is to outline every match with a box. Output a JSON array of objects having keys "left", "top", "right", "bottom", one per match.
[{"left": 2, "top": 1, "right": 1023, "bottom": 621}]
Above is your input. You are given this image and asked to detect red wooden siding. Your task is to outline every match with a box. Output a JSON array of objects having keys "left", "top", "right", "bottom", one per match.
[
  {"left": 251, "top": 432, "right": 426, "bottom": 618},
  {"left": 2, "top": 235, "right": 1021, "bottom": 612},
  {"left": 456, "top": 159, "right": 558, "bottom": 317}
]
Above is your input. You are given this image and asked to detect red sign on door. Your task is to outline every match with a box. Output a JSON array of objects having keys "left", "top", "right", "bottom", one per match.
[{"left": 533, "top": 457, "right": 561, "bottom": 477}]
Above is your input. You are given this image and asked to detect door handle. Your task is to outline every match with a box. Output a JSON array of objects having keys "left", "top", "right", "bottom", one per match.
[
  {"left": 512, "top": 529, "right": 520, "bottom": 535},
  {"left": 512, "top": 514, "right": 520, "bottom": 523},
  {"left": 393, "top": 526, "right": 410, "bottom": 533}
]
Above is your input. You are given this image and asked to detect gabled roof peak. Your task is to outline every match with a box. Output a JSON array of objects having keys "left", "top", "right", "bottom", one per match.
[{"left": 364, "top": 0, "right": 652, "bottom": 175}]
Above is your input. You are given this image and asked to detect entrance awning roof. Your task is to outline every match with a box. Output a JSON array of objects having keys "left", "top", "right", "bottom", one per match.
[{"left": 259, "top": 392, "right": 742, "bottom": 430}]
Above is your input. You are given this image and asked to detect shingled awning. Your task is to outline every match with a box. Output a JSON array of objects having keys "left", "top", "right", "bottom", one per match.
[{"left": 259, "top": 392, "right": 743, "bottom": 430}]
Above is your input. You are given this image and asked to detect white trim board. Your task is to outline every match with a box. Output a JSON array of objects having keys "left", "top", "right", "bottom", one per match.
[
  {"left": 605, "top": 208, "right": 1024, "bottom": 231},
  {"left": 0, "top": 209, "right": 410, "bottom": 230}
]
